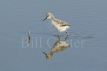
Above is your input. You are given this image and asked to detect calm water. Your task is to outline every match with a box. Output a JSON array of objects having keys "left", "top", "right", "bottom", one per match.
[{"left": 0, "top": 0, "right": 107, "bottom": 71}]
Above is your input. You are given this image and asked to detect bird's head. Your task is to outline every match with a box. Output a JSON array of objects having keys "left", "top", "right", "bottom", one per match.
[{"left": 43, "top": 13, "right": 53, "bottom": 21}]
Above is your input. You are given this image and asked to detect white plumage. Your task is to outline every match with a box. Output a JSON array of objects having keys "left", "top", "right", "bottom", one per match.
[{"left": 43, "top": 13, "right": 70, "bottom": 36}]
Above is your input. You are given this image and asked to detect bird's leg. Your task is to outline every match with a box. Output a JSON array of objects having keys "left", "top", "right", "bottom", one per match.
[
  {"left": 65, "top": 31, "right": 69, "bottom": 36},
  {"left": 58, "top": 32, "right": 60, "bottom": 36}
]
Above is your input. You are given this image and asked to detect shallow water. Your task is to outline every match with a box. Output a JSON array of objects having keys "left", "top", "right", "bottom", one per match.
[{"left": 0, "top": 0, "right": 107, "bottom": 71}]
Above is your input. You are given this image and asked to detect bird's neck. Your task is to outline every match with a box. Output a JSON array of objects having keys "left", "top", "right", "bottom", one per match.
[{"left": 50, "top": 15, "right": 56, "bottom": 21}]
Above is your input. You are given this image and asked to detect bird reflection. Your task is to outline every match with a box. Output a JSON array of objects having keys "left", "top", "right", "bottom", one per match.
[{"left": 43, "top": 36, "right": 70, "bottom": 60}]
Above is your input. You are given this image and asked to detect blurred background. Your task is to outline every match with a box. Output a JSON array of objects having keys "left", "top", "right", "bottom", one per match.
[{"left": 0, "top": 0, "right": 107, "bottom": 71}]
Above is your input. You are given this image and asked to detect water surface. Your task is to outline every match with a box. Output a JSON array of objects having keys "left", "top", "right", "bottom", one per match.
[{"left": 0, "top": 0, "right": 107, "bottom": 71}]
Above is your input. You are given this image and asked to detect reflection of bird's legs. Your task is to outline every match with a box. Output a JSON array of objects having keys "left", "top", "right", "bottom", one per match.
[
  {"left": 58, "top": 35, "right": 60, "bottom": 41},
  {"left": 58, "top": 32, "right": 60, "bottom": 36},
  {"left": 65, "top": 35, "right": 69, "bottom": 41}
]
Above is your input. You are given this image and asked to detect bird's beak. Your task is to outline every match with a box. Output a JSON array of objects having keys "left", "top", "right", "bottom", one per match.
[{"left": 43, "top": 17, "right": 47, "bottom": 21}]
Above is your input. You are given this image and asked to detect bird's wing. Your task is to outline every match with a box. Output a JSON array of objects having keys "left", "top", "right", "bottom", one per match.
[{"left": 55, "top": 19, "right": 70, "bottom": 27}]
